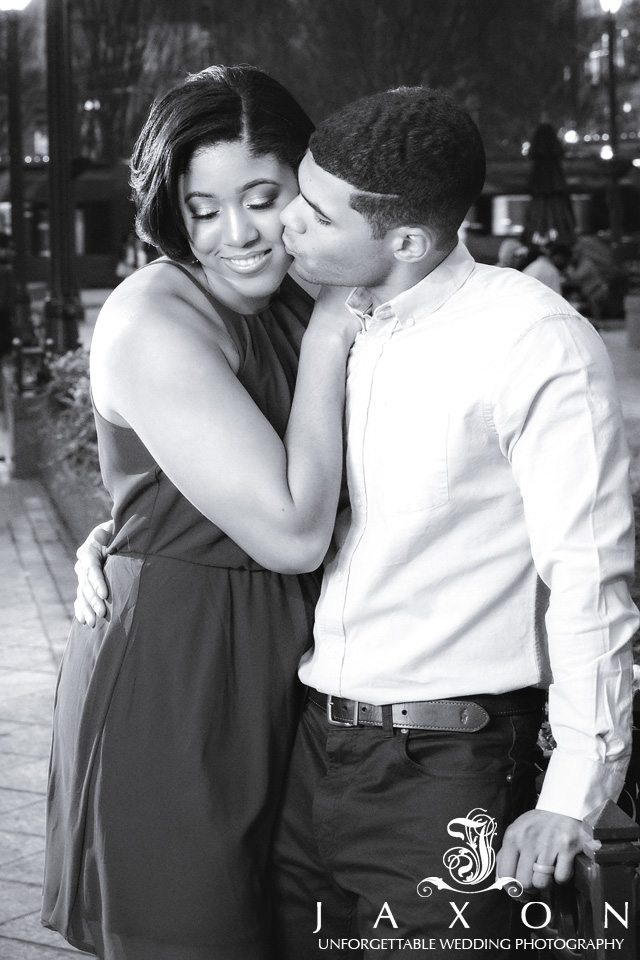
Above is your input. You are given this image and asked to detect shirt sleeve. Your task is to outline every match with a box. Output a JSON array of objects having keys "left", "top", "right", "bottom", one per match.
[{"left": 491, "top": 313, "right": 638, "bottom": 821}]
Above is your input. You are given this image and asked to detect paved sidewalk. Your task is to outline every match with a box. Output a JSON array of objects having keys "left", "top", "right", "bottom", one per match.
[
  {"left": 0, "top": 463, "right": 80, "bottom": 958},
  {"left": 0, "top": 326, "right": 638, "bottom": 959}
]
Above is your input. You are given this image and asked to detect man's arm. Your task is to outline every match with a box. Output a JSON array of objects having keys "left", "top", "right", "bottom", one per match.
[
  {"left": 492, "top": 313, "right": 638, "bottom": 889},
  {"left": 74, "top": 520, "right": 113, "bottom": 626}
]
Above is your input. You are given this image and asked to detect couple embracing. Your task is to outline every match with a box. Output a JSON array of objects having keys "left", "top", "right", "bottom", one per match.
[{"left": 41, "top": 65, "right": 638, "bottom": 960}]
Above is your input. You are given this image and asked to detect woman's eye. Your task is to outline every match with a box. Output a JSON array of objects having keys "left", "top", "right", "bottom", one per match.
[
  {"left": 314, "top": 213, "right": 331, "bottom": 226},
  {"left": 190, "top": 209, "right": 219, "bottom": 221},
  {"left": 247, "top": 197, "right": 276, "bottom": 210}
]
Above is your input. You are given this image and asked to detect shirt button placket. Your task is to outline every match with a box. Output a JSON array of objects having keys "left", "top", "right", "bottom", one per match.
[{"left": 337, "top": 324, "right": 391, "bottom": 690}]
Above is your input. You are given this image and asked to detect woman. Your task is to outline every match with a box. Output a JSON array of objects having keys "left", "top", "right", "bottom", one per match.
[{"left": 42, "top": 65, "right": 357, "bottom": 960}]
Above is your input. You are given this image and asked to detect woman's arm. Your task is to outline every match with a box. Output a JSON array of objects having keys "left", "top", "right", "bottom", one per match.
[{"left": 91, "top": 286, "right": 357, "bottom": 574}]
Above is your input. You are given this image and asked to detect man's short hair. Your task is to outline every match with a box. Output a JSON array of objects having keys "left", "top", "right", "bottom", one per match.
[{"left": 309, "top": 87, "right": 485, "bottom": 241}]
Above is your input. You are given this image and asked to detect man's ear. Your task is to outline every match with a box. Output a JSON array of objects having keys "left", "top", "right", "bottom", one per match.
[{"left": 390, "top": 226, "right": 433, "bottom": 263}]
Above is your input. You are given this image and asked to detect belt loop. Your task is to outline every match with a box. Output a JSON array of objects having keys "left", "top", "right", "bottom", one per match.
[{"left": 382, "top": 704, "right": 394, "bottom": 736}]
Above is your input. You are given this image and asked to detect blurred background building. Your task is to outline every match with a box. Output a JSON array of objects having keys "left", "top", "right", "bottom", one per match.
[{"left": 1, "top": 0, "right": 640, "bottom": 286}]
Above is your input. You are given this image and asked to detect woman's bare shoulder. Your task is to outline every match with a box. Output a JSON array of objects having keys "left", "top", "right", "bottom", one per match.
[
  {"left": 100, "top": 259, "right": 202, "bottom": 324},
  {"left": 94, "top": 260, "right": 239, "bottom": 367},
  {"left": 91, "top": 261, "right": 240, "bottom": 423}
]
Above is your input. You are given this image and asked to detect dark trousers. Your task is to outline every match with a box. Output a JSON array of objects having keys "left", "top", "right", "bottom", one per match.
[{"left": 270, "top": 696, "right": 543, "bottom": 959}]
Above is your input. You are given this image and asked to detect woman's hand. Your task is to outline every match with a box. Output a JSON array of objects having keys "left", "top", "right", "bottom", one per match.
[
  {"left": 307, "top": 285, "right": 361, "bottom": 348},
  {"left": 73, "top": 521, "right": 113, "bottom": 627}
]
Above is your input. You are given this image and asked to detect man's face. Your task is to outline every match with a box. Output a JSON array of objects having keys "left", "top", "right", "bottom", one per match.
[{"left": 280, "top": 152, "right": 393, "bottom": 288}]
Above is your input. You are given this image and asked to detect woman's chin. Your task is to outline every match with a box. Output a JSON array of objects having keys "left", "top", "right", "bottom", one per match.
[
  {"left": 228, "top": 269, "right": 288, "bottom": 312},
  {"left": 203, "top": 252, "right": 291, "bottom": 312}
]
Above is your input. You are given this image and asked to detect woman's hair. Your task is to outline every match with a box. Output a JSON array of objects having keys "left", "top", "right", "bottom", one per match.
[{"left": 131, "top": 65, "right": 314, "bottom": 261}]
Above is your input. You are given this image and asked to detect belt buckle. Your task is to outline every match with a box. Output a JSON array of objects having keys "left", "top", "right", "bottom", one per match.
[{"left": 327, "top": 696, "right": 360, "bottom": 726}]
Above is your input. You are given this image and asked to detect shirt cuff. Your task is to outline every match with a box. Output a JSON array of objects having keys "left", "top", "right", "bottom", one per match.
[{"left": 536, "top": 750, "right": 630, "bottom": 821}]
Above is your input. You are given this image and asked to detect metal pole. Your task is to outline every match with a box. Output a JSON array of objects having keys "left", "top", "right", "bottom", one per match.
[
  {"left": 606, "top": 10, "right": 623, "bottom": 263},
  {"left": 5, "top": 10, "right": 31, "bottom": 340},
  {"left": 44, "top": 0, "right": 82, "bottom": 353}
]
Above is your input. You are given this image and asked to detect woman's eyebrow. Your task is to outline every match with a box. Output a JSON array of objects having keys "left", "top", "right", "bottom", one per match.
[
  {"left": 240, "top": 178, "right": 280, "bottom": 191},
  {"left": 184, "top": 191, "right": 218, "bottom": 202},
  {"left": 184, "top": 179, "right": 280, "bottom": 203}
]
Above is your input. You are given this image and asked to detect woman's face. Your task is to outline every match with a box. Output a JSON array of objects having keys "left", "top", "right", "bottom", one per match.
[{"left": 179, "top": 138, "right": 299, "bottom": 310}]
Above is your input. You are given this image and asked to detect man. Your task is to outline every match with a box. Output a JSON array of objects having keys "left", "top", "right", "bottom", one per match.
[
  {"left": 76, "top": 87, "right": 637, "bottom": 958},
  {"left": 271, "top": 87, "right": 638, "bottom": 958}
]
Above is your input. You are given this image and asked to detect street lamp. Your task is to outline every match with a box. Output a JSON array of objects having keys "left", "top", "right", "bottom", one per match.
[
  {"left": 0, "top": 0, "right": 33, "bottom": 343},
  {"left": 44, "top": 0, "right": 81, "bottom": 353},
  {"left": 600, "top": 0, "right": 623, "bottom": 263}
]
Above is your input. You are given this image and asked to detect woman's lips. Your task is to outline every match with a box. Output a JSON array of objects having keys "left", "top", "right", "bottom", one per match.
[{"left": 222, "top": 250, "right": 273, "bottom": 274}]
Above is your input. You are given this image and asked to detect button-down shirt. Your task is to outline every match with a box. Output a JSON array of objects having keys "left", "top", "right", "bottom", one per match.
[{"left": 299, "top": 242, "right": 638, "bottom": 821}]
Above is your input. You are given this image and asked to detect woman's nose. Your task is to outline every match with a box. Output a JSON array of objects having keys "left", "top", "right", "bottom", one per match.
[{"left": 224, "top": 208, "right": 260, "bottom": 247}]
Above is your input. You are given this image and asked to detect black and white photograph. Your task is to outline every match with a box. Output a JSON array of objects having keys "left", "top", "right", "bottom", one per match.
[{"left": 1, "top": 1, "right": 640, "bottom": 958}]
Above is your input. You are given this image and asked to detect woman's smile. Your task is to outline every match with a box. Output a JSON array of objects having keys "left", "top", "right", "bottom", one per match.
[{"left": 221, "top": 249, "right": 274, "bottom": 274}]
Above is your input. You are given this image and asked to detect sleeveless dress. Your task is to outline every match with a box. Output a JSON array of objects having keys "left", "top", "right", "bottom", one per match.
[{"left": 42, "top": 263, "right": 321, "bottom": 960}]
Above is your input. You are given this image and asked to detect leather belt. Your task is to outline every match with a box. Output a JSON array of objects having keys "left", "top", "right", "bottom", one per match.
[{"left": 308, "top": 687, "right": 545, "bottom": 733}]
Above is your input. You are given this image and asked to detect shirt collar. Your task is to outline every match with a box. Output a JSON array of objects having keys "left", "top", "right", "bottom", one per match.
[{"left": 345, "top": 242, "right": 476, "bottom": 331}]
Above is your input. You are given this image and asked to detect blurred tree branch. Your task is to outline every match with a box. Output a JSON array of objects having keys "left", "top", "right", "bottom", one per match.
[{"left": 0, "top": 0, "right": 590, "bottom": 167}]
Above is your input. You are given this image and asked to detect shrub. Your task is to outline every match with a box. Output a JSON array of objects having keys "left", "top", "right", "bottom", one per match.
[{"left": 40, "top": 348, "right": 105, "bottom": 492}]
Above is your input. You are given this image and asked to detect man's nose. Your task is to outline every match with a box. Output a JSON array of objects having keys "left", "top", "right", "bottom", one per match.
[
  {"left": 224, "top": 207, "right": 259, "bottom": 247},
  {"left": 280, "top": 195, "right": 305, "bottom": 233}
]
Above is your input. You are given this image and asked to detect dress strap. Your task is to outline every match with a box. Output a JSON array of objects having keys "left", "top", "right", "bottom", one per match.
[{"left": 142, "top": 258, "right": 246, "bottom": 357}]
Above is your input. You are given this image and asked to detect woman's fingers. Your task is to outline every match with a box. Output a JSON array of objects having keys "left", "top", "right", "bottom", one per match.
[{"left": 74, "top": 592, "right": 95, "bottom": 628}]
